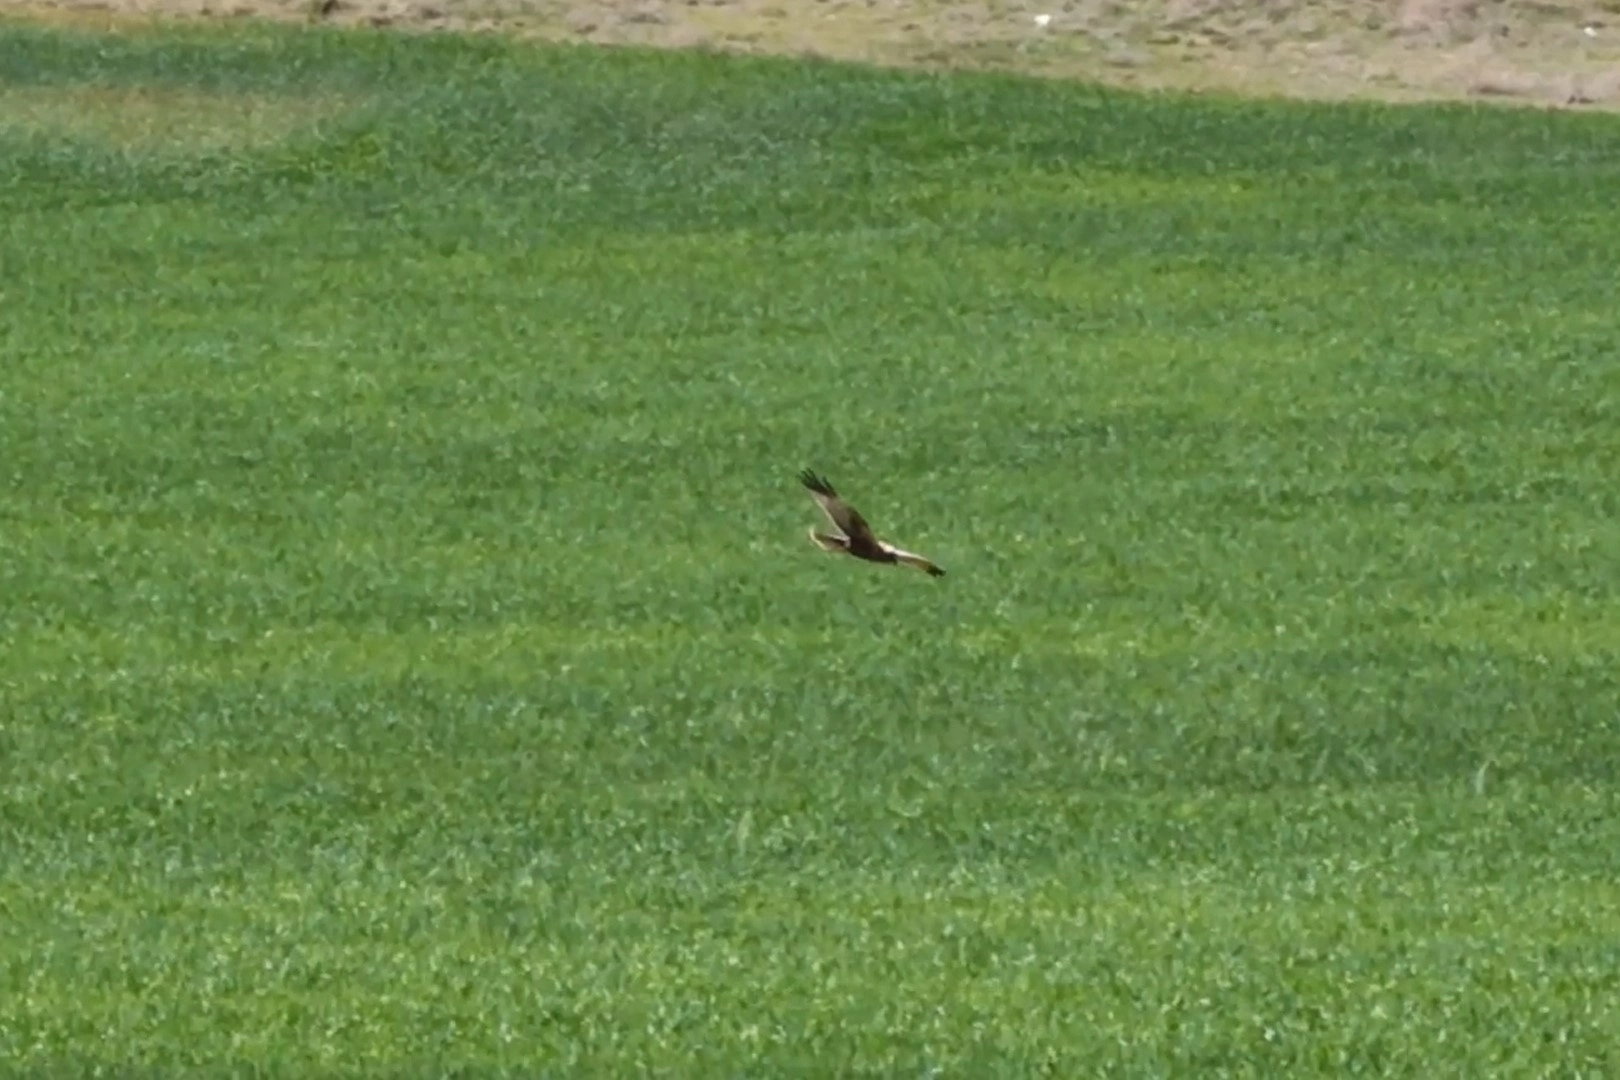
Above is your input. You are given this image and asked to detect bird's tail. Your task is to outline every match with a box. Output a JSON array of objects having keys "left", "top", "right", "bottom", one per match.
[{"left": 809, "top": 529, "right": 849, "bottom": 553}]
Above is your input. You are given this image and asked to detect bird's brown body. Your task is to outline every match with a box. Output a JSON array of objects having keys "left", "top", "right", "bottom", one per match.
[{"left": 799, "top": 469, "right": 945, "bottom": 577}]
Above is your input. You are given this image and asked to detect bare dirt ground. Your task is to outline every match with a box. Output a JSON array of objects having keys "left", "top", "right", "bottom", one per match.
[{"left": 9, "top": 0, "right": 1620, "bottom": 110}]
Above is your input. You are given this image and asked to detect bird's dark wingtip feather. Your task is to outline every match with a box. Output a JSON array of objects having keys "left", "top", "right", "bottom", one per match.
[
  {"left": 799, "top": 469, "right": 835, "bottom": 496},
  {"left": 929, "top": 567, "right": 946, "bottom": 577}
]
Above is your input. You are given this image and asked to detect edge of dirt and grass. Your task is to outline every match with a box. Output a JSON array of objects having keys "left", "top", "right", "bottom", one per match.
[{"left": 6, "top": 0, "right": 1620, "bottom": 111}]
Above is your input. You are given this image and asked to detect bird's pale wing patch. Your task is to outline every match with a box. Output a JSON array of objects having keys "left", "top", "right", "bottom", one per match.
[
  {"left": 886, "top": 545, "right": 946, "bottom": 577},
  {"left": 808, "top": 529, "right": 848, "bottom": 552}
]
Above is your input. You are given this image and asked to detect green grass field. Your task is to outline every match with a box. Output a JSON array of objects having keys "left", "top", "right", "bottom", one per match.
[{"left": 3, "top": 17, "right": 1620, "bottom": 1074}]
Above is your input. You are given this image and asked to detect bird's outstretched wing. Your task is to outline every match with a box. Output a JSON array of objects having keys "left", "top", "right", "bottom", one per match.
[
  {"left": 808, "top": 529, "right": 848, "bottom": 552},
  {"left": 883, "top": 543, "right": 946, "bottom": 577},
  {"left": 799, "top": 469, "right": 878, "bottom": 545}
]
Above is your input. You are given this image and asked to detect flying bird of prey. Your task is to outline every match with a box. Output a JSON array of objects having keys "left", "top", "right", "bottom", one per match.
[{"left": 799, "top": 469, "right": 945, "bottom": 577}]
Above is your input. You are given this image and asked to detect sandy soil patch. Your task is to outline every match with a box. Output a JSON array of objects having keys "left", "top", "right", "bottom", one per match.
[{"left": 8, "top": 0, "right": 1620, "bottom": 110}]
